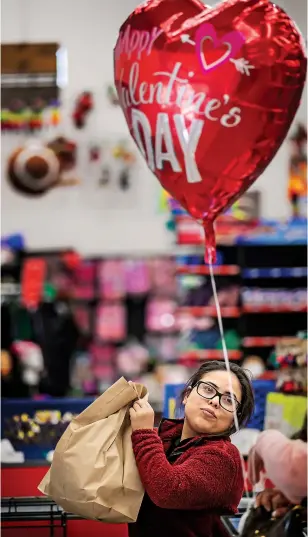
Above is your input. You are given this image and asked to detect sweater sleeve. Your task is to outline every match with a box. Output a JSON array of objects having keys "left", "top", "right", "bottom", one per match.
[
  {"left": 255, "top": 430, "right": 307, "bottom": 504},
  {"left": 131, "top": 429, "right": 242, "bottom": 510}
]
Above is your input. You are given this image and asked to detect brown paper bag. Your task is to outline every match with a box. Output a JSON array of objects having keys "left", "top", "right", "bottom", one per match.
[{"left": 38, "top": 377, "right": 147, "bottom": 523}]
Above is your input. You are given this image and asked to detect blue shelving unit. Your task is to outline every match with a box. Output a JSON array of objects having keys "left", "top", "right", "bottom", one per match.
[
  {"left": 1, "top": 398, "right": 94, "bottom": 460},
  {"left": 242, "top": 267, "right": 307, "bottom": 279}
]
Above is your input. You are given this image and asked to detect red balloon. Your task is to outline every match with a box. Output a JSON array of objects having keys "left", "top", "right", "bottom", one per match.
[{"left": 114, "top": 0, "right": 306, "bottom": 261}]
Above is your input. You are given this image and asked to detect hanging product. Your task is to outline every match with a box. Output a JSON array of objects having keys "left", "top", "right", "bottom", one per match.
[
  {"left": 99, "top": 166, "right": 111, "bottom": 186},
  {"left": 146, "top": 298, "right": 177, "bottom": 333},
  {"left": 96, "top": 303, "right": 126, "bottom": 343},
  {"left": 89, "top": 144, "right": 101, "bottom": 162},
  {"left": 72, "top": 91, "right": 93, "bottom": 129},
  {"left": 1, "top": 99, "right": 61, "bottom": 133},
  {"left": 112, "top": 141, "right": 136, "bottom": 190},
  {"left": 106, "top": 85, "right": 120, "bottom": 106},
  {"left": 98, "top": 260, "right": 125, "bottom": 300},
  {"left": 119, "top": 168, "right": 130, "bottom": 190},
  {"left": 124, "top": 259, "right": 150, "bottom": 295}
]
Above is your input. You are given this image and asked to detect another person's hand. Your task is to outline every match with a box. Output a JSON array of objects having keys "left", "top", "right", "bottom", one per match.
[
  {"left": 256, "top": 488, "right": 290, "bottom": 517},
  {"left": 129, "top": 393, "right": 155, "bottom": 432},
  {"left": 248, "top": 445, "right": 264, "bottom": 485}
]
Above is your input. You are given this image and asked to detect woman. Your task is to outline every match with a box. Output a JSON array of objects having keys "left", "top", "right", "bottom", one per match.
[{"left": 128, "top": 360, "right": 255, "bottom": 537}]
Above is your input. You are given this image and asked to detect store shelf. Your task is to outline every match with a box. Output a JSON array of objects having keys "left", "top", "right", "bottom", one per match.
[
  {"left": 176, "top": 265, "right": 240, "bottom": 276},
  {"left": 242, "top": 267, "right": 307, "bottom": 278},
  {"left": 177, "top": 306, "right": 240, "bottom": 317},
  {"left": 243, "top": 304, "right": 307, "bottom": 313},
  {"left": 179, "top": 349, "right": 242, "bottom": 361},
  {"left": 243, "top": 336, "right": 280, "bottom": 347}
]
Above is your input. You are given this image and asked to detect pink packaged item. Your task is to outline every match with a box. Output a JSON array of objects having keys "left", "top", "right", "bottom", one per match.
[
  {"left": 72, "top": 305, "right": 91, "bottom": 334},
  {"left": 146, "top": 298, "right": 177, "bottom": 333},
  {"left": 97, "top": 260, "right": 125, "bottom": 300},
  {"left": 90, "top": 344, "right": 115, "bottom": 380},
  {"left": 96, "top": 303, "right": 126, "bottom": 342},
  {"left": 124, "top": 259, "right": 150, "bottom": 295},
  {"left": 116, "top": 341, "right": 149, "bottom": 376},
  {"left": 72, "top": 261, "right": 96, "bottom": 299},
  {"left": 150, "top": 257, "right": 177, "bottom": 295}
]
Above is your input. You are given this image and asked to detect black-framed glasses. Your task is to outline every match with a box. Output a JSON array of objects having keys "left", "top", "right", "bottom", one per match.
[{"left": 195, "top": 381, "right": 240, "bottom": 413}]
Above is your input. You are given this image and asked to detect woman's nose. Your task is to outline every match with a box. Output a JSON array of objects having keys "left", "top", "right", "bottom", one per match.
[{"left": 209, "top": 396, "right": 220, "bottom": 408}]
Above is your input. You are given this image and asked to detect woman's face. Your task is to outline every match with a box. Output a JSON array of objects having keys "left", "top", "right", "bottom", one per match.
[{"left": 183, "top": 370, "right": 242, "bottom": 436}]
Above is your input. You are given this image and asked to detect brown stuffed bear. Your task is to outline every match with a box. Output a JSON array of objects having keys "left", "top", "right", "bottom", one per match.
[{"left": 7, "top": 137, "right": 78, "bottom": 196}]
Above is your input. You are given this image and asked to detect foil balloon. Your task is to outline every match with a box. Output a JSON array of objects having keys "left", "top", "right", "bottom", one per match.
[{"left": 114, "top": 0, "right": 306, "bottom": 262}]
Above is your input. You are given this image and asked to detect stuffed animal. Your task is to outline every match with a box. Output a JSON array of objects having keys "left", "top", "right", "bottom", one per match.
[{"left": 7, "top": 137, "right": 78, "bottom": 196}]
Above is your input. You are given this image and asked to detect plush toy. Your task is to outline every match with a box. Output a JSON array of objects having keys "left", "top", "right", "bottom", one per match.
[{"left": 7, "top": 138, "right": 79, "bottom": 196}]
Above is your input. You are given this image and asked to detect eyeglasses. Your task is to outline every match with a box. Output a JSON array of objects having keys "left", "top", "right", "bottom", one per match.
[{"left": 195, "top": 381, "right": 240, "bottom": 413}]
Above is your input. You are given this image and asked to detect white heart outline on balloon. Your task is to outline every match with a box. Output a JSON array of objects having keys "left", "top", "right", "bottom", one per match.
[
  {"left": 199, "top": 35, "right": 232, "bottom": 71},
  {"left": 195, "top": 23, "right": 245, "bottom": 73}
]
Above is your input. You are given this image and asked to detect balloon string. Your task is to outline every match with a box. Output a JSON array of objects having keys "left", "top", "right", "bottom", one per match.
[{"left": 208, "top": 252, "right": 252, "bottom": 501}]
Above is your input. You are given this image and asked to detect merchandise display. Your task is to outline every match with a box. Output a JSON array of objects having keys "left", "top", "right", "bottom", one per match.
[{"left": 1, "top": 237, "right": 307, "bottom": 408}]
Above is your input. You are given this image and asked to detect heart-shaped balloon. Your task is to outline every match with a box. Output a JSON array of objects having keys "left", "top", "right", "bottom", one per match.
[{"left": 114, "top": 0, "right": 306, "bottom": 261}]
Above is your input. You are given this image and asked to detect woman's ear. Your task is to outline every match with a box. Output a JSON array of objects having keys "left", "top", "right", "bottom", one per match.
[{"left": 183, "top": 386, "right": 192, "bottom": 406}]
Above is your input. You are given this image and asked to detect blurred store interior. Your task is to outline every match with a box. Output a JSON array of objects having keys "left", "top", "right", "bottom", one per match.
[{"left": 1, "top": 0, "right": 307, "bottom": 536}]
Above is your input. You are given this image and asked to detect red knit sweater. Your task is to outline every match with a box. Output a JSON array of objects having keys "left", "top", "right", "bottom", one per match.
[{"left": 129, "top": 419, "right": 244, "bottom": 537}]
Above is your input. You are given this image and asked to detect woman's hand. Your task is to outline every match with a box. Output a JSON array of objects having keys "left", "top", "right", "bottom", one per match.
[
  {"left": 255, "top": 489, "right": 290, "bottom": 517},
  {"left": 129, "top": 393, "right": 155, "bottom": 432}
]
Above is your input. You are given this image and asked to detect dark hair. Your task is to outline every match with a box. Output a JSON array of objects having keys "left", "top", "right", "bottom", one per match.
[
  {"left": 180, "top": 360, "right": 255, "bottom": 435},
  {"left": 291, "top": 413, "right": 307, "bottom": 442}
]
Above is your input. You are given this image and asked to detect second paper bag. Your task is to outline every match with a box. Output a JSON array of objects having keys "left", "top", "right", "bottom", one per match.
[{"left": 38, "top": 377, "right": 147, "bottom": 522}]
